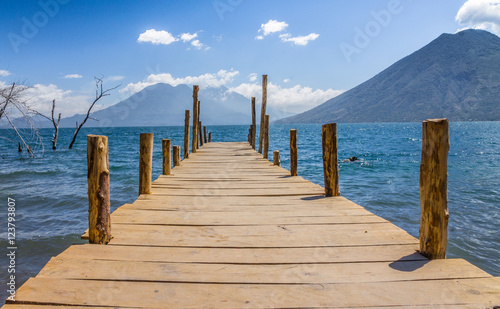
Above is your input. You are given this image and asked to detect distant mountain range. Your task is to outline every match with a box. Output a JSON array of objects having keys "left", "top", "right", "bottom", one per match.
[
  {"left": 277, "top": 29, "right": 500, "bottom": 124},
  {"left": 31, "top": 84, "right": 292, "bottom": 128}
]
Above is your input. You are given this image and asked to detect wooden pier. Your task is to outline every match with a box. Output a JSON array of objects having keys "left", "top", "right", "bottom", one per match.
[{"left": 3, "top": 141, "right": 500, "bottom": 308}]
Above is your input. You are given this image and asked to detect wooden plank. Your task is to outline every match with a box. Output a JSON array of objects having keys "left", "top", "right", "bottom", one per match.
[
  {"left": 110, "top": 209, "right": 388, "bottom": 225},
  {"left": 106, "top": 223, "right": 418, "bottom": 247},
  {"left": 58, "top": 243, "right": 426, "bottom": 264},
  {"left": 9, "top": 277, "right": 500, "bottom": 308},
  {"left": 38, "top": 257, "right": 491, "bottom": 284}
]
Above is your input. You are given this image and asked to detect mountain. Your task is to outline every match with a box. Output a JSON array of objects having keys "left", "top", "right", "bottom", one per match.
[
  {"left": 45, "top": 84, "right": 292, "bottom": 128},
  {"left": 277, "top": 29, "right": 500, "bottom": 124}
]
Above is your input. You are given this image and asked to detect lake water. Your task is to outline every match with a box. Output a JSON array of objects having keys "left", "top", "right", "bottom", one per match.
[{"left": 0, "top": 122, "right": 499, "bottom": 304}]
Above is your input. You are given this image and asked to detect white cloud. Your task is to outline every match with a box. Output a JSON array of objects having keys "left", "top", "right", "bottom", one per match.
[
  {"left": 180, "top": 32, "right": 198, "bottom": 42},
  {"left": 0, "top": 70, "right": 11, "bottom": 77},
  {"left": 106, "top": 75, "right": 125, "bottom": 81},
  {"left": 138, "top": 29, "right": 179, "bottom": 45},
  {"left": 23, "top": 84, "right": 92, "bottom": 117},
  {"left": 456, "top": 0, "right": 500, "bottom": 35},
  {"left": 258, "top": 20, "right": 288, "bottom": 36},
  {"left": 64, "top": 74, "right": 82, "bottom": 79},
  {"left": 138, "top": 29, "right": 209, "bottom": 50},
  {"left": 120, "top": 70, "right": 240, "bottom": 95},
  {"left": 249, "top": 73, "right": 258, "bottom": 82},
  {"left": 228, "top": 82, "right": 344, "bottom": 114},
  {"left": 191, "top": 39, "right": 204, "bottom": 50},
  {"left": 283, "top": 78, "right": 290, "bottom": 83},
  {"left": 256, "top": 20, "right": 319, "bottom": 45},
  {"left": 279, "top": 33, "right": 319, "bottom": 45}
]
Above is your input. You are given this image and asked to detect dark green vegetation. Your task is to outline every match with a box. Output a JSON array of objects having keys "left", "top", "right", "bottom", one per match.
[{"left": 277, "top": 29, "right": 500, "bottom": 123}]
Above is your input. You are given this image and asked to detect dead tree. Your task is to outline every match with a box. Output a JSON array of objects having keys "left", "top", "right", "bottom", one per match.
[
  {"left": 0, "top": 82, "right": 42, "bottom": 157},
  {"left": 68, "top": 78, "right": 119, "bottom": 149},
  {"left": 31, "top": 99, "right": 61, "bottom": 150}
]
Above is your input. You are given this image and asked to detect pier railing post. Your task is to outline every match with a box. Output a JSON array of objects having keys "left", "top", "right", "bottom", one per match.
[
  {"left": 87, "top": 134, "right": 111, "bottom": 244},
  {"left": 198, "top": 121, "right": 203, "bottom": 147},
  {"left": 184, "top": 110, "right": 190, "bottom": 159},
  {"left": 192, "top": 86, "right": 199, "bottom": 153},
  {"left": 173, "top": 145, "right": 181, "bottom": 167},
  {"left": 204, "top": 126, "right": 207, "bottom": 144},
  {"left": 139, "top": 133, "right": 154, "bottom": 195},
  {"left": 208, "top": 132, "right": 212, "bottom": 143},
  {"left": 251, "top": 97, "right": 256, "bottom": 150},
  {"left": 322, "top": 123, "right": 340, "bottom": 197},
  {"left": 419, "top": 118, "right": 449, "bottom": 259},
  {"left": 290, "top": 129, "right": 297, "bottom": 176},
  {"left": 273, "top": 150, "right": 280, "bottom": 166},
  {"left": 263, "top": 114, "right": 269, "bottom": 159},
  {"left": 258, "top": 75, "right": 267, "bottom": 154},
  {"left": 162, "top": 139, "right": 171, "bottom": 175}
]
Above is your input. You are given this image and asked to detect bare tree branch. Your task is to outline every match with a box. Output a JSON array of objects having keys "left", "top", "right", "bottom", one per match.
[
  {"left": 68, "top": 77, "right": 119, "bottom": 149},
  {"left": 0, "top": 82, "right": 43, "bottom": 157}
]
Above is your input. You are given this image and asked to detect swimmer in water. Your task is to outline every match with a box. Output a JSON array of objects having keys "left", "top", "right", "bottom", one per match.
[{"left": 343, "top": 156, "right": 359, "bottom": 162}]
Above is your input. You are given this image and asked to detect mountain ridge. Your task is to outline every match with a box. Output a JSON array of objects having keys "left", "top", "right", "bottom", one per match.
[{"left": 276, "top": 29, "right": 500, "bottom": 124}]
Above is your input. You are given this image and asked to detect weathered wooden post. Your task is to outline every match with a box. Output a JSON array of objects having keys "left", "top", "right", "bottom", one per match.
[
  {"left": 258, "top": 75, "right": 267, "bottom": 154},
  {"left": 248, "top": 127, "right": 252, "bottom": 144},
  {"left": 192, "top": 86, "right": 199, "bottom": 153},
  {"left": 197, "top": 102, "right": 201, "bottom": 149},
  {"left": 273, "top": 150, "right": 280, "bottom": 166},
  {"left": 204, "top": 126, "right": 207, "bottom": 144},
  {"left": 184, "top": 110, "right": 190, "bottom": 159},
  {"left": 290, "top": 129, "right": 297, "bottom": 176},
  {"left": 208, "top": 132, "right": 212, "bottom": 143},
  {"left": 173, "top": 145, "right": 181, "bottom": 167},
  {"left": 322, "top": 123, "right": 339, "bottom": 197},
  {"left": 263, "top": 115, "right": 269, "bottom": 159},
  {"left": 162, "top": 139, "right": 171, "bottom": 175},
  {"left": 251, "top": 97, "right": 256, "bottom": 150},
  {"left": 87, "top": 134, "right": 111, "bottom": 244},
  {"left": 139, "top": 133, "right": 153, "bottom": 195},
  {"left": 198, "top": 121, "right": 203, "bottom": 147},
  {"left": 419, "top": 118, "right": 450, "bottom": 260}
]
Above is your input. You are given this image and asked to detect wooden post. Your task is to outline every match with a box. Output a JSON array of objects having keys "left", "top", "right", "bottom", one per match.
[
  {"left": 251, "top": 97, "right": 256, "bottom": 150},
  {"left": 204, "top": 126, "right": 207, "bottom": 144},
  {"left": 208, "top": 132, "right": 212, "bottom": 143},
  {"left": 273, "top": 150, "right": 280, "bottom": 166},
  {"left": 248, "top": 127, "right": 252, "bottom": 144},
  {"left": 322, "top": 123, "right": 339, "bottom": 197},
  {"left": 173, "top": 145, "right": 181, "bottom": 167},
  {"left": 199, "top": 121, "right": 203, "bottom": 147},
  {"left": 162, "top": 139, "right": 171, "bottom": 175},
  {"left": 419, "top": 118, "right": 450, "bottom": 260},
  {"left": 263, "top": 114, "right": 269, "bottom": 159},
  {"left": 197, "top": 101, "right": 201, "bottom": 149},
  {"left": 139, "top": 133, "right": 153, "bottom": 195},
  {"left": 87, "top": 135, "right": 111, "bottom": 244},
  {"left": 290, "top": 129, "right": 297, "bottom": 176},
  {"left": 258, "top": 75, "right": 267, "bottom": 154},
  {"left": 184, "top": 110, "right": 190, "bottom": 159},
  {"left": 192, "top": 86, "right": 199, "bottom": 153}
]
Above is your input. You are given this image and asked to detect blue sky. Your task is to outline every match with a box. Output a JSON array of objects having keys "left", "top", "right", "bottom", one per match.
[{"left": 1, "top": 0, "right": 499, "bottom": 116}]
